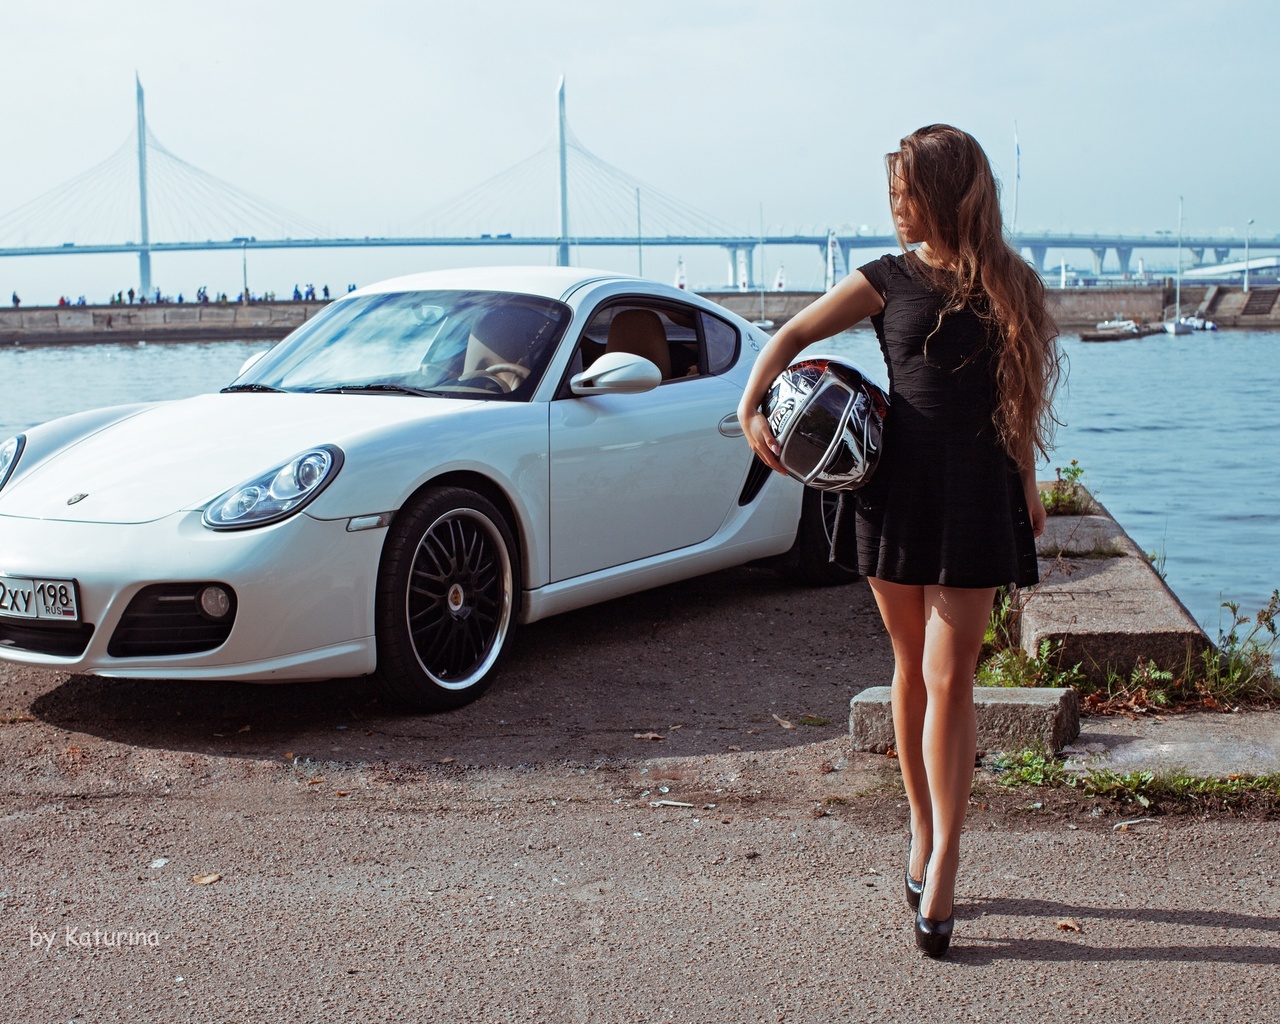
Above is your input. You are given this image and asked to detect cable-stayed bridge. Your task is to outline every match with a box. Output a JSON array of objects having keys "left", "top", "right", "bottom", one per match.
[{"left": 2, "top": 78, "right": 1276, "bottom": 293}]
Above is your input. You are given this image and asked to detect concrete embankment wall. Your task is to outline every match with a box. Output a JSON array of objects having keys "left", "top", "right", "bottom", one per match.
[
  {"left": 707, "top": 284, "right": 1280, "bottom": 330},
  {"left": 0, "top": 301, "right": 330, "bottom": 344},
  {"left": 2, "top": 284, "right": 1277, "bottom": 344}
]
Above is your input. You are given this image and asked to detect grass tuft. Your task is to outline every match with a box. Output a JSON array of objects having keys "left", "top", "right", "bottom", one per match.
[
  {"left": 1041, "top": 459, "right": 1093, "bottom": 516},
  {"left": 991, "top": 747, "right": 1280, "bottom": 813}
]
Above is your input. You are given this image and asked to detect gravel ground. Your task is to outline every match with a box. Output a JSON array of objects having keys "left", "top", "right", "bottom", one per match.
[{"left": 2, "top": 566, "right": 1277, "bottom": 1023}]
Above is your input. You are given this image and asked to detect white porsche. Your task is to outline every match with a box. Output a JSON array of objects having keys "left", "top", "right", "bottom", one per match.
[{"left": 0, "top": 267, "right": 852, "bottom": 710}]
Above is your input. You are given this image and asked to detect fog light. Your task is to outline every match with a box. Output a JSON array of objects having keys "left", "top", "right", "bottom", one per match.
[{"left": 199, "top": 585, "right": 232, "bottom": 619}]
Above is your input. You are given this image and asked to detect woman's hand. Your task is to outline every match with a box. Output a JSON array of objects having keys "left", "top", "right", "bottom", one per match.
[
  {"left": 1022, "top": 472, "right": 1046, "bottom": 538},
  {"left": 738, "top": 403, "right": 788, "bottom": 475}
]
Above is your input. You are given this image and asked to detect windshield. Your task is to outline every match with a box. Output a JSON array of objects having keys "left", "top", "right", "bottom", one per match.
[{"left": 232, "top": 290, "right": 572, "bottom": 400}]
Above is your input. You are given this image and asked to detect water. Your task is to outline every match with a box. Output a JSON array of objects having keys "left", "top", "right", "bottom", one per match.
[
  {"left": 818, "top": 328, "right": 1280, "bottom": 638},
  {"left": 0, "top": 340, "right": 266, "bottom": 430},
  {"left": 2, "top": 331, "right": 1277, "bottom": 636}
]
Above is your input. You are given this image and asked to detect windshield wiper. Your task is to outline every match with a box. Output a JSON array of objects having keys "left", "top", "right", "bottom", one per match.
[
  {"left": 221, "top": 383, "right": 287, "bottom": 393},
  {"left": 312, "top": 383, "right": 446, "bottom": 397}
]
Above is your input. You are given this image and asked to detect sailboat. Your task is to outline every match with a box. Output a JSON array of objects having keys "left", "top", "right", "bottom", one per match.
[
  {"left": 752, "top": 204, "right": 775, "bottom": 329},
  {"left": 823, "top": 231, "right": 848, "bottom": 292},
  {"left": 1164, "top": 197, "right": 1192, "bottom": 335}
]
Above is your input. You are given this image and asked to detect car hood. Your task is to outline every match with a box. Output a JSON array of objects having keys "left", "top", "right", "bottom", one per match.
[{"left": 0, "top": 392, "right": 479, "bottom": 524}]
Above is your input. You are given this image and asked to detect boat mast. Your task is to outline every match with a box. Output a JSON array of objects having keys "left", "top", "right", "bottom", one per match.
[
  {"left": 1011, "top": 121, "right": 1020, "bottom": 238},
  {"left": 758, "top": 202, "right": 766, "bottom": 320},
  {"left": 1175, "top": 195, "right": 1183, "bottom": 318}
]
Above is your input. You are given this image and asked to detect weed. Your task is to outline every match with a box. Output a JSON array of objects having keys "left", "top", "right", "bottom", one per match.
[
  {"left": 1147, "top": 544, "right": 1168, "bottom": 581},
  {"left": 1085, "top": 659, "right": 1178, "bottom": 713},
  {"left": 981, "top": 586, "right": 1019, "bottom": 658},
  {"left": 991, "top": 748, "right": 1280, "bottom": 813},
  {"left": 1195, "top": 590, "right": 1280, "bottom": 708},
  {"left": 1041, "top": 459, "right": 1092, "bottom": 516},
  {"left": 977, "top": 638, "right": 1085, "bottom": 690},
  {"left": 991, "top": 747, "right": 1069, "bottom": 788}
]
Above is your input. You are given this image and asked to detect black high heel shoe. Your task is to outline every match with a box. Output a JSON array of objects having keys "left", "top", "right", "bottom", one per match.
[
  {"left": 914, "top": 865, "right": 954, "bottom": 959},
  {"left": 904, "top": 836, "right": 924, "bottom": 911}
]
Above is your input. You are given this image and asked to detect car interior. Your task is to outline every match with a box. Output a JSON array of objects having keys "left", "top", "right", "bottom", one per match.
[{"left": 569, "top": 303, "right": 702, "bottom": 386}]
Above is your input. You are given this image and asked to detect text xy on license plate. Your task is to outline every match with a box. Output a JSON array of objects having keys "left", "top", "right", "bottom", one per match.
[{"left": 0, "top": 575, "right": 80, "bottom": 622}]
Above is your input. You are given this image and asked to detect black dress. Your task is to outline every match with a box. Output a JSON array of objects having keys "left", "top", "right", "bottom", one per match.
[{"left": 843, "top": 252, "right": 1039, "bottom": 589}]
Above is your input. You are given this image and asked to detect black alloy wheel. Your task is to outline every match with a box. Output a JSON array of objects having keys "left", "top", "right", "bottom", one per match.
[
  {"left": 790, "top": 486, "right": 860, "bottom": 586},
  {"left": 375, "top": 486, "right": 519, "bottom": 710}
]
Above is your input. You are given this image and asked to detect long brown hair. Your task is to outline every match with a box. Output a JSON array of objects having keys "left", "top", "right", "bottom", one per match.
[{"left": 888, "top": 124, "right": 1061, "bottom": 469}]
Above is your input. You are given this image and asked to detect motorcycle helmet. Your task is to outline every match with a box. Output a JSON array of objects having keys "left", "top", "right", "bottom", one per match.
[{"left": 762, "top": 357, "right": 889, "bottom": 491}]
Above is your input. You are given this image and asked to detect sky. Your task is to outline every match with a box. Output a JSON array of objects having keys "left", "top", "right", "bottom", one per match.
[{"left": 1, "top": 0, "right": 1276, "bottom": 303}]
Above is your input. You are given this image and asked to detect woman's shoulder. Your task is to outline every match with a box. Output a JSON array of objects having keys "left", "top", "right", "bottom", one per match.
[{"left": 856, "top": 252, "right": 912, "bottom": 296}]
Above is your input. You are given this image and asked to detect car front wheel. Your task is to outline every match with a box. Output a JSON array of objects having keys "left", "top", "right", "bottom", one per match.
[{"left": 375, "top": 486, "right": 519, "bottom": 711}]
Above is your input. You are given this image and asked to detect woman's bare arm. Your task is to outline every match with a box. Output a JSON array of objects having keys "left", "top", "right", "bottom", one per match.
[
  {"left": 1021, "top": 466, "right": 1046, "bottom": 538},
  {"left": 736, "top": 270, "right": 884, "bottom": 473}
]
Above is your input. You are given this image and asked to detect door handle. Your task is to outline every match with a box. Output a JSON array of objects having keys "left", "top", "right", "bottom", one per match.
[{"left": 717, "top": 413, "right": 744, "bottom": 438}]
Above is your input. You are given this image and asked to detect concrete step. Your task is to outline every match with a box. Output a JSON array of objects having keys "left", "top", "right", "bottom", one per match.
[
  {"left": 849, "top": 685, "right": 1080, "bottom": 755},
  {"left": 1020, "top": 492, "right": 1211, "bottom": 683},
  {"left": 1064, "top": 710, "right": 1280, "bottom": 777}
]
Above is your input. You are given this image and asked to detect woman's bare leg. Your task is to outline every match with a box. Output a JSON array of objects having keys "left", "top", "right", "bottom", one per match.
[
  {"left": 918, "top": 585, "right": 996, "bottom": 921},
  {"left": 866, "top": 579, "right": 931, "bottom": 882}
]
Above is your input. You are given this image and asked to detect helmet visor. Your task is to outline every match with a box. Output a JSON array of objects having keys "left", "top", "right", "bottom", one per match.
[{"left": 780, "top": 381, "right": 853, "bottom": 480}]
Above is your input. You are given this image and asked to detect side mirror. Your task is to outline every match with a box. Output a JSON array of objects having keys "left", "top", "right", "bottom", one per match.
[
  {"left": 569, "top": 351, "right": 661, "bottom": 396},
  {"left": 237, "top": 351, "right": 269, "bottom": 377}
]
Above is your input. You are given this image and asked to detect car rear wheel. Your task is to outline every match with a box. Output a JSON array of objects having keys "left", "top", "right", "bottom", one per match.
[
  {"left": 791, "top": 487, "right": 860, "bottom": 586},
  {"left": 375, "top": 486, "right": 519, "bottom": 710}
]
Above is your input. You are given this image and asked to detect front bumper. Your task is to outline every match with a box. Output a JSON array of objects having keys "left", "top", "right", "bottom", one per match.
[{"left": 0, "top": 510, "right": 385, "bottom": 682}]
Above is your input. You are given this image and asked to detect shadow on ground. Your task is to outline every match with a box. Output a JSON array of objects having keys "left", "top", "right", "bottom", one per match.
[{"left": 26, "top": 566, "right": 893, "bottom": 768}]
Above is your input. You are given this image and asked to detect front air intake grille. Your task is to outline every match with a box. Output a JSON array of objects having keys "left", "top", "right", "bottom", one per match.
[
  {"left": 738, "top": 455, "right": 772, "bottom": 506},
  {"left": 107, "top": 583, "right": 237, "bottom": 658},
  {"left": 0, "top": 619, "right": 95, "bottom": 657}
]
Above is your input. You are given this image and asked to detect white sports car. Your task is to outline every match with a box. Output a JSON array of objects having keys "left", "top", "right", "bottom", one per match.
[{"left": 0, "top": 267, "right": 852, "bottom": 710}]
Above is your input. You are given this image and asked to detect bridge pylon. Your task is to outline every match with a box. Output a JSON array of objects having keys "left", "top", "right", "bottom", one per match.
[
  {"left": 135, "top": 73, "right": 152, "bottom": 296},
  {"left": 556, "top": 77, "right": 570, "bottom": 267}
]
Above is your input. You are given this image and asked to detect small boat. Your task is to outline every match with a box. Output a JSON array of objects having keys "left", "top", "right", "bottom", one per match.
[
  {"left": 1095, "top": 318, "right": 1141, "bottom": 334},
  {"left": 1178, "top": 315, "right": 1218, "bottom": 331},
  {"left": 753, "top": 205, "right": 776, "bottom": 328},
  {"left": 823, "top": 230, "right": 848, "bottom": 292},
  {"left": 1162, "top": 197, "right": 1192, "bottom": 335},
  {"left": 1080, "top": 319, "right": 1162, "bottom": 342}
]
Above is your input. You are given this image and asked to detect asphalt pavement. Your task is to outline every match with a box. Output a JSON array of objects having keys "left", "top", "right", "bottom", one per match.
[{"left": 1, "top": 565, "right": 1276, "bottom": 1022}]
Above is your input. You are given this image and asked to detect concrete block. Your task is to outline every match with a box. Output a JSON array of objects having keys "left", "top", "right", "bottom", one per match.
[
  {"left": 1020, "top": 495, "right": 1211, "bottom": 683},
  {"left": 849, "top": 685, "right": 1080, "bottom": 755}
]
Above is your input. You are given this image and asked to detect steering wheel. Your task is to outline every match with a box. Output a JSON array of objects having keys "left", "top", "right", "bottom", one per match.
[
  {"left": 478, "top": 362, "right": 530, "bottom": 381},
  {"left": 457, "top": 363, "right": 531, "bottom": 393}
]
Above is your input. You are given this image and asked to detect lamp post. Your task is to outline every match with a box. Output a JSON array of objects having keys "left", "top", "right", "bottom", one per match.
[
  {"left": 241, "top": 239, "right": 248, "bottom": 304},
  {"left": 1244, "top": 218, "right": 1254, "bottom": 294}
]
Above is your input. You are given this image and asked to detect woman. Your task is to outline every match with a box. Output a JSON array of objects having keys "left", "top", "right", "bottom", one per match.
[{"left": 738, "top": 124, "right": 1061, "bottom": 958}]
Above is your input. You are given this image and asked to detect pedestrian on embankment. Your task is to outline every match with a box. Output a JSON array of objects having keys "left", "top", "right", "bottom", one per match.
[{"left": 738, "top": 124, "right": 1062, "bottom": 959}]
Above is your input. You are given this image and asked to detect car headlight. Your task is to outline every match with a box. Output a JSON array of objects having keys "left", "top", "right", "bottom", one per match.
[
  {"left": 202, "top": 445, "right": 344, "bottom": 530},
  {"left": 0, "top": 434, "right": 25, "bottom": 493}
]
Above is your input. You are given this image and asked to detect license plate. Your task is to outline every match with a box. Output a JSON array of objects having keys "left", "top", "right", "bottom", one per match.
[{"left": 0, "top": 575, "right": 81, "bottom": 622}]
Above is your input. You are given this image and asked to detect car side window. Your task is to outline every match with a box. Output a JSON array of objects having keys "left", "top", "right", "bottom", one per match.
[
  {"left": 571, "top": 301, "right": 714, "bottom": 390},
  {"left": 701, "top": 313, "right": 739, "bottom": 375}
]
